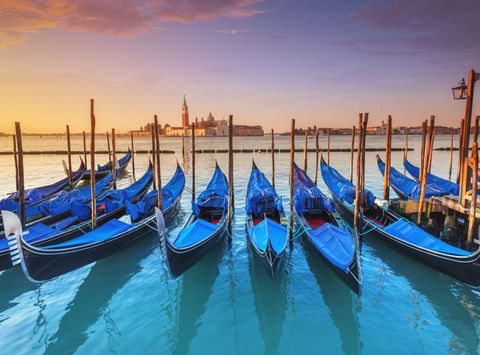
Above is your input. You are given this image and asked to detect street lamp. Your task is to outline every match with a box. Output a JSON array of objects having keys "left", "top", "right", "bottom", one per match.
[{"left": 452, "top": 78, "right": 467, "bottom": 100}]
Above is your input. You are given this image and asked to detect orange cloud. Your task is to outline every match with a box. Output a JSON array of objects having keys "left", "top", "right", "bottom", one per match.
[{"left": 0, "top": 0, "right": 267, "bottom": 47}]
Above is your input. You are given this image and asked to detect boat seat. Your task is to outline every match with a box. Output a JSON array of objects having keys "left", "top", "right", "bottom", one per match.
[{"left": 173, "top": 218, "right": 219, "bottom": 248}]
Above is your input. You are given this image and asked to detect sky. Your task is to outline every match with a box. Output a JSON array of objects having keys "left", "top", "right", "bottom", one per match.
[{"left": 0, "top": 0, "right": 479, "bottom": 134}]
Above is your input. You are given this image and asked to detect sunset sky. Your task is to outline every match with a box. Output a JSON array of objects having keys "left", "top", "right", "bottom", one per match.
[{"left": 1, "top": 0, "right": 479, "bottom": 134}]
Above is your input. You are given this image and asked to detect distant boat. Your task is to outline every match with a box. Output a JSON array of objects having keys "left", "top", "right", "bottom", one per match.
[
  {"left": 158, "top": 162, "right": 228, "bottom": 278},
  {"left": 321, "top": 158, "right": 480, "bottom": 287},
  {"left": 403, "top": 158, "right": 459, "bottom": 195},
  {"left": 0, "top": 159, "right": 86, "bottom": 210},
  {"left": 3, "top": 164, "right": 185, "bottom": 281},
  {"left": 245, "top": 161, "right": 288, "bottom": 279},
  {"left": 294, "top": 161, "right": 361, "bottom": 294},
  {"left": 82, "top": 150, "right": 132, "bottom": 180},
  {"left": 376, "top": 155, "right": 450, "bottom": 200}
]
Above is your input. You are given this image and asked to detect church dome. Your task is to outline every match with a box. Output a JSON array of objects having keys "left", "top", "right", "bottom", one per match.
[{"left": 207, "top": 112, "right": 215, "bottom": 122}]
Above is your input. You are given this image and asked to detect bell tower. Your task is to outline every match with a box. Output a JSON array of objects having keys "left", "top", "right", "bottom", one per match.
[{"left": 182, "top": 95, "right": 189, "bottom": 128}]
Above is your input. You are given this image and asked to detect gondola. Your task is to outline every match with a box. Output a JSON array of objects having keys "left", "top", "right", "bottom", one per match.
[
  {"left": 157, "top": 162, "right": 228, "bottom": 278},
  {"left": 403, "top": 158, "right": 459, "bottom": 195},
  {"left": 0, "top": 165, "right": 153, "bottom": 271},
  {"left": 293, "top": 162, "right": 361, "bottom": 294},
  {"left": 376, "top": 155, "right": 449, "bottom": 200},
  {"left": 0, "top": 160, "right": 86, "bottom": 211},
  {"left": 0, "top": 171, "right": 113, "bottom": 232},
  {"left": 81, "top": 150, "right": 132, "bottom": 180},
  {"left": 245, "top": 161, "right": 288, "bottom": 279},
  {"left": 320, "top": 158, "right": 480, "bottom": 287},
  {"left": 2, "top": 163, "right": 184, "bottom": 281}
]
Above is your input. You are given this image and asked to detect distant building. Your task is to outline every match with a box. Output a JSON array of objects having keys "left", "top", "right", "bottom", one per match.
[{"left": 182, "top": 95, "right": 189, "bottom": 128}]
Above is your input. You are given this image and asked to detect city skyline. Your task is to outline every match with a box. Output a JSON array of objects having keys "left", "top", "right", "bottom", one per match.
[{"left": 1, "top": 1, "right": 480, "bottom": 134}]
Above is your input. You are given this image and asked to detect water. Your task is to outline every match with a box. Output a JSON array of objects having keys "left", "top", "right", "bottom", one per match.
[{"left": 0, "top": 134, "right": 479, "bottom": 354}]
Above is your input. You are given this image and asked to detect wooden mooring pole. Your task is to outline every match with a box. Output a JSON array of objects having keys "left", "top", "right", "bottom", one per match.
[
  {"left": 354, "top": 114, "right": 363, "bottom": 227},
  {"left": 228, "top": 115, "right": 234, "bottom": 235},
  {"left": 404, "top": 127, "right": 409, "bottom": 161},
  {"left": 418, "top": 116, "right": 435, "bottom": 225},
  {"left": 82, "top": 131, "right": 87, "bottom": 166},
  {"left": 457, "top": 119, "right": 465, "bottom": 184},
  {"left": 90, "top": 99, "right": 97, "bottom": 229},
  {"left": 106, "top": 131, "right": 112, "bottom": 165},
  {"left": 192, "top": 123, "right": 196, "bottom": 200},
  {"left": 419, "top": 120, "right": 427, "bottom": 183},
  {"left": 271, "top": 129, "right": 275, "bottom": 188},
  {"left": 449, "top": 127, "right": 454, "bottom": 181},
  {"left": 111, "top": 128, "right": 117, "bottom": 189},
  {"left": 289, "top": 119, "right": 295, "bottom": 238},
  {"left": 327, "top": 129, "right": 331, "bottom": 164},
  {"left": 154, "top": 115, "right": 162, "bottom": 210},
  {"left": 14, "top": 123, "right": 26, "bottom": 228},
  {"left": 383, "top": 115, "right": 392, "bottom": 201},
  {"left": 349, "top": 125, "right": 355, "bottom": 182},
  {"left": 12, "top": 135, "right": 18, "bottom": 191},
  {"left": 66, "top": 125, "right": 72, "bottom": 187},
  {"left": 361, "top": 114, "right": 368, "bottom": 205},
  {"left": 474, "top": 116, "right": 480, "bottom": 144},
  {"left": 314, "top": 126, "right": 319, "bottom": 185},
  {"left": 151, "top": 124, "right": 156, "bottom": 190},
  {"left": 427, "top": 131, "right": 436, "bottom": 174},
  {"left": 467, "top": 141, "right": 479, "bottom": 249},
  {"left": 130, "top": 131, "right": 136, "bottom": 181},
  {"left": 304, "top": 130, "right": 308, "bottom": 172}
]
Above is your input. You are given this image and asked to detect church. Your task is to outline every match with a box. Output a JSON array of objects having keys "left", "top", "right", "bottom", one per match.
[{"left": 164, "top": 96, "right": 263, "bottom": 137}]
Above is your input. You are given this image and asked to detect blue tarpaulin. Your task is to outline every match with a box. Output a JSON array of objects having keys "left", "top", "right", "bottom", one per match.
[
  {"left": 383, "top": 219, "right": 470, "bottom": 256},
  {"left": 377, "top": 158, "right": 444, "bottom": 200},
  {"left": 293, "top": 163, "right": 335, "bottom": 213},
  {"left": 321, "top": 161, "right": 375, "bottom": 206},
  {"left": 246, "top": 164, "right": 284, "bottom": 217},
  {"left": 192, "top": 166, "right": 228, "bottom": 216},
  {"left": 403, "top": 159, "right": 459, "bottom": 195}
]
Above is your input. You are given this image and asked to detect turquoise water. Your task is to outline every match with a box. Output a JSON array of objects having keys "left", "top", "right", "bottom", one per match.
[{"left": 0, "top": 134, "right": 479, "bottom": 354}]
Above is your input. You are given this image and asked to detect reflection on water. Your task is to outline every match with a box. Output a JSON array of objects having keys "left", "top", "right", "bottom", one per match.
[{"left": 0, "top": 135, "right": 479, "bottom": 353}]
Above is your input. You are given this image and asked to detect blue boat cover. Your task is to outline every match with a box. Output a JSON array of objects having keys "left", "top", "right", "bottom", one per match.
[
  {"left": 320, "top": 161, "right": 375, "bottom": 206},
  {"left": 0, "top": 223, "right": 59, "bottom": 252},
  {"left": 173, "top": 218, "right": 220, "bottom": 248},
  {"left": 246, "top": 164, "right": 284, "bottom": 217},
  {"left": 249, "top": 218, "right": 287, "bottom": 254},
  {"left": 126, "top": 164, "right": 185, "bottom": 222},
  {"left": 293, "top": 163, "right": 334, "bottom": 213},
  {"left": 4, "top": 161, "right": 85, "bottom": 205},
  {"left": 96, "top": 151, "right": 131, "bottom": 172},
  {"left": 403, "top": 159, "right": 459, "bottom": 195},
  {"left": 192, "top": 166, "right": 228, "bottom": 216},
  {"left": 44, "top": 219, "right": 133, "bottom": 249},
  {"left": 383, "top": 219, "right": 470, "bottom": 256},
  {"left": 308, "top": 223, "right": 354, "bottom": 273},
  {"left": 0, "top": 172, "right": 110, "bottom": 217},
  {"left": 377, "top": 158, "right": 445, "bottom": 200},
  {"left": 38, "top": 172, "right": 113, "bottom": 216}
]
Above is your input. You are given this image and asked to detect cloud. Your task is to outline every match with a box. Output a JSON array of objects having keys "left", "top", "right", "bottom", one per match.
[
  {"left": 346, "top": 0, "right": 480, "bottom": 56},
  {"left": 217, "top": 29, "right": 249, "bottom": 35},
  {"left": 0, "top": 0, "right": 267, "bottom": 47}
]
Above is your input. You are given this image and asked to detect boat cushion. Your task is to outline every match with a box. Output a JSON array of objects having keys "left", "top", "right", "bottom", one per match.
[
  {"left": 250, "top": 218, "right": 287, "bottom": 254},
  {"left": 53, "top": 216, "right": 80, "bottom": 231},
  {"left": 173, "top": 218, "right": 219, "bottom": 248},
  {"left": 44, "top": 219, "right": 133, "bottom": 249},
  {"left": 383, "top": 219, "right": 470, "bottom": 256},
  {"left": 308, "top": 223, "right": 355, "bottom": 273}
]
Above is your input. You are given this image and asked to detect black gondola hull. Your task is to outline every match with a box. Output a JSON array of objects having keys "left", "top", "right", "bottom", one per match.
[
  {"left": 331, "top": 195, "right": 480, "bottom": 287},
  {"left": 18, "top": 197, "right": 180, "bottom": 282},
  {"left": 0, "top": 177, "right": 152, "bottom": 272},
  {"left": 161, "top": 215, "right": 228, "bottom": 279}
]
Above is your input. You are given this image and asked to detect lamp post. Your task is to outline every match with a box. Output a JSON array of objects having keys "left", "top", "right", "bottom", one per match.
[{"left": 452, "top": 70, "right": 479, "bottom": 207}]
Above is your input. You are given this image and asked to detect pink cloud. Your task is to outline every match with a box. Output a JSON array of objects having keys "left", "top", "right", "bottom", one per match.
[{"left": 0, "top": 0, "right": 267, "bottom": 47}]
